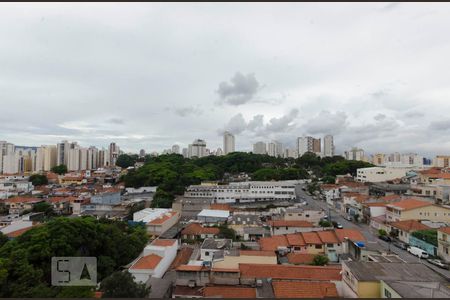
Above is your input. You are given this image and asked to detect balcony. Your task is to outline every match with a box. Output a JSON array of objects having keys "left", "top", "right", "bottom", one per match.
[{"left": 439, "top": 238, "right": 450, "bottom": 246}]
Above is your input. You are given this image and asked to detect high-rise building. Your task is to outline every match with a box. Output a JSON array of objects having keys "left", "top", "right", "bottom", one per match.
[
  {"left": 0, "top": 141, "right": 14, "bottom": 174},
  {"left": 172, "top": 145, "right": 180, "bottom": 154},
  {"left": 313, "top": 138, "right": 321, "bottom": 154},
  {"left": 109, "top": 142, "right": 119, "bottom": 166},
  {"left": 57, "top": 140, "right": 70, "bottom": 166},
  {"left": 79, "top": 148, "right": 88, "bottom": 171},
  {"left": 323, "top": 135, "right": 334, "bottom": 157},
  {"left": 223, "top": 131, "right": 235, "bottom": 155},
  {"left": 182, "top": 148, "right": 188, "bottom": 158},
  {"left": 98, "top": 148, "right": 110, "bottom": 167},
  {"left": 253, "top": 141, "right": 267, "bottom": 155},
  {"left": 216, "top": 148, "right": 223, "bottom": 156},
  {"left": 87, "top": 146, "right": 98, "bottom": 170},
  {"left": 344, "top": 147, "right": 365, "bottom": 161},
  {"left": 68, "top": 145, "right": 81, "bottom": 171},
  {"left": 36, "top": 145, "right": 57, "bottom": 172},
  {"left": 298, "top": 136, "right": 318, "bottom": 156},
  {"left": 372, "top": 153, "right": 385, "bottom": 166},
  {"left": 188, "top": 139, "right": 207, "bottom": 158},
  {"left": 139, "top": 149, "right": 146, "bottom": 157},
  {"left": 284, "top": 148, "right": 298, "bottom": 158}
]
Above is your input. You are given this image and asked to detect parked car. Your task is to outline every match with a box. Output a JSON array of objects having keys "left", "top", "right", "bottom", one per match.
[
  {"left": 427, "top": 258, "right": 450, "bottom": 270},
  {"left": 335, "top": 223, "right": 343, "bottom": 229},
  {"left": 407, "top": 246, "right": 429, "bottom": 258},
  {"left": 392, "top": 241, "right": 408, "bottom": 250},
  {"left": 378, "top": 235, "right": 391, "bottom": 242}
]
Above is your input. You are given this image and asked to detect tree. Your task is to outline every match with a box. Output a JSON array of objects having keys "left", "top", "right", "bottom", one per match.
[
  {"left": 218, "top": 225, "right": 237, "bottom": 241},
  {"left": 319, "top": 220, "right": 332, "bottom": 227},
  {"left": 100, "top": 271, "right": 148, "bottom": 298},
  {"left": 116, "top": 154, "right": 139, "bottom": 169},
  {"left": 0, "top": 232, "right": 8, "bottom": 248},
  {"left": 32, "top": 201, "right": 54, "bottom": 216},
  {"left": 151, "top": 189, "right": 175, "bottom": 208},
  {"left": 322, "top": 175, "right": 336, "bottom": 184},
  {"left": 311, "top": 254, "right": 329, "bottom": 266},
  {"left": 378, "top": 229, "right": 387, "bottom": 236},
  {"left": 51, "top": 165, "right": 67, "bottom": 175},
  {"left": 29, "top": 174, "right": 48, "bottom": 186},
  {"left": 411, "top": 229, "right": 438, "bottom": 246}
]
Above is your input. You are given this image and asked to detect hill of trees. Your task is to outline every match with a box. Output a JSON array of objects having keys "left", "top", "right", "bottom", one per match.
[
  {"left": 0, "top": 217, "right": 148, "bottom": 298},
  {"left": 120, "top": 152, "right": 373, "bottom": 208}
]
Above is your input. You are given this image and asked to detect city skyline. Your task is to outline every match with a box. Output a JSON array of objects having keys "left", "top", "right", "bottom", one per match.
[{"left": 2, "top": 3, "right": 450, "bottom": 155}]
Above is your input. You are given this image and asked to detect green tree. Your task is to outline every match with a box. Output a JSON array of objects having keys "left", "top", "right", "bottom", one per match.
[
  {"left": 29, "top": 174, "right": 48, "bottom": 186},
  {"left": 319, "top": 220, "right": 332, "bottom": 227},
  {"left": 100, "top": 271, "right": 149, "bottom": 298},
  {"left": 311, "top": 254, "right": 329, "bottom": 266},
  {"left": 0, "top": 233, "right": 8, "bottom": 248},
  {"left": 51, "top": 165, "right": 67, "bottom": 175},
  {"left": 411, "top": 229, "right": 438, "bottom": 246},
  {"left": 151, "top": 189, "right": 175, "bottom": 208},
  {"left": 218, "top": 225, "right": 237, "bottom": 241},
  {"left": 57, "top": 286, "right": 94, "bottom": 298},
  {"left": 378, "top": 229, "right": 387, "bottom": 236},
  {"left": 116, "top": 154, "right": 139, "bottom": 169},
  {"left": 32, "top": 201, "right": 54, "bottom": 216}
]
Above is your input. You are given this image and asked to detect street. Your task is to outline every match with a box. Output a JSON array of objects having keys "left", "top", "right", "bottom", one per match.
[{"left": 295, "top": 184, "right": 450, "bottom": 280}]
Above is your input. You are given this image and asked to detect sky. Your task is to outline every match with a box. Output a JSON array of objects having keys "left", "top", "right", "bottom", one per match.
[{"left": 1, "top": 2, "right": 450, "bottom": 157}]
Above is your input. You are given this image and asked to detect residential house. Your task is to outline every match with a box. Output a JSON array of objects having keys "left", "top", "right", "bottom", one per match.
[
  {"left": 181, "top": 223, "right": 220, "bottom": 240},
  {"left": 267, "top": 220, "right": 317, "bottom": 235},
  {"left": 271, "top": 281, "right": 339, "bottom": 298},
  {"left": 385, "top": 198, "right": 450, "bottom": 222},
  {"left": 341, "top": 261, "right": 450, "bottom": 298},
  {"left": 212, "top": 250, "right": 277, "bottom": 270},
  {"left": 133, "top": 208, "right": 180, "bottom": 237},
  {"left": 196, "top": 209, "right": 229, "bottom": 224},
  {"left": 341, "top": 192, "right": 370, "bottom": 220},
  {"left": 175, "top": 264, "right": 211, "bottom": 287},
  {"left": 387, "top": 220, "right": 431, "bottom": 244},
  {"left": 438, "top": 227, "right": 450, "bottom": 263},
  {"left": 200, "top": 238, "right": 232, "bottom": 262},
  {"left": 282, "top": 207, "right": 325, "bottom": 225},
  {"left": 203, "top": 286, "right": 256, "bottom": 298},
  {"left": 2, "top": 196, "right": 44, "bottom": 214},
  {"left": 228, "top": 214, "right": 262, "bottom": 237},
  {"left": 128, "top": 239, "right": 178, "bottom": 283}
]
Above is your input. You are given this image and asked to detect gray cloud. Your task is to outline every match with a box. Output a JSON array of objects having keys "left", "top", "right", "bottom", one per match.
[
  {"left": 303, "top": 111, "right": 348, "bottom": 135},
  {"left": 168, "top": 106, "right": 203, "bottom": 117},
  {"left": 247, "top": 115, "right": 264, "bottom": 131},
  {"left": 404, "top": 111, "right": 425, "bottom": 118},
  {"left": 429, "top": 120, "right": 450, "bottom": 131},
  {"left": 108, "top": 118, "right": 125, "bottom": 124},
  {"left": 265, "top": 109, "right": 299, "bottom": 133},
  {"left": 217, "top": 72, "right": 260, "bottom": 105},
  {"left": 374, "top": 113, "right": 386, "bottom": 121}
]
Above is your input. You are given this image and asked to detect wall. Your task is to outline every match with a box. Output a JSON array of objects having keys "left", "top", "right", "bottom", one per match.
[
  {"left": 380, "top": 280, "right": 402, "bottom": 298},
  {"left": 437, "top": 230, "right": 450, "bottom": 263},
  {"left": 358, "top": 281, "right": 380, "bottom": 298},
  {"left": 409, "top": 236, "right": 437, "bottom": 256},
  {"left": 271, "top": 226, "right": 321, "bottom": 235},
  {"left": 213, "top": 255, "right": 277, "bottom": 269},
  {"left": 398, "top": 205, "right": 450, "bottom": 222}
]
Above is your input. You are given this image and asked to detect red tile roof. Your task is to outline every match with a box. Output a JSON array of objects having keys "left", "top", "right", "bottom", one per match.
[
  {"left": 211, "top": 268, "right": 240, "bottom": 273},
  {"left": 151, "top": 239, "right": 177, "bottom": 247},
  {"left": 130, "top": 254, "right": 162, "bottom": 270},
  {"left": 379, "top": 194, "right": 402, "bottom": 202},
  {"left": 176, "top": 265, "right": 210, "bottom": 272},
  {"left": 272, "top": 281, "right": 339, "bottom": 298},
  {"left": 334, "top": 229, "right": 366, "bottom": 242},
  {"left": 209, "top": 203, "right": 233, "bottom": 211},
  {"left": 259, "top": 235, "right": 289, "bottom": 251},
  {"left": 181, "top": 223, "right": 220, "bottom": 236},
  {"left": 286, "top": 233, "right": 306, "bottom": 246},
  {"left": 317, "top": 231, "right": 340, "bottom": 244},
  {"left": 269, "top": 220, "right": 314, "bottom": 227},
  {"left": 387, "top": 199, "right": 432, "bottom": 211},
  {"left": 286, "top": 253, "right": 315, "bottom": 265},
  {"left": 239, "top": 250, "right": 276, "bottom": 257},
  {"left": 169, "top": 247, "right": 193, "bottom": 270},
  {"left": 147, "top": 211, "right": 179, "bottom": 225},
  {"left": 4, "top": 197, "right": 42, "bottom": 204},
  {"left": 390, "top": 220, "right": 430, "bottom": 233},
  {"left": 203, "top": 286, "right": 256, "bottom": 298},
  {"left": 302, "top": 232, "right": 323, "bottom": 244},
  {"left": 439, "top": 227, "right": 450, "bottom": 235},
  {"left": 239, "top": 264, "right": 342, "bottom": 281}
]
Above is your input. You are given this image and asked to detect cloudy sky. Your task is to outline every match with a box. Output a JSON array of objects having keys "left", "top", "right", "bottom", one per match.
[{"left": 1, "top": 2, "right": 450, "bottom": 156}]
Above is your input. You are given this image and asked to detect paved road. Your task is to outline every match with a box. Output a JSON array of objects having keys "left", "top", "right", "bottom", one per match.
[{"left": 295, "top": 184, "right": 450, "bottom": 279}]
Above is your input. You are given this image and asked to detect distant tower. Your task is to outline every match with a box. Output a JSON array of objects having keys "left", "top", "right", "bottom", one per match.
[
  {"left": 323, "top": 135, "right": 334, "bottom": 157},
  {"left": 253, "top": 142, "right": 267, "bottom": 155},
  {"left": 172, "top": 145, "right": 180, "bottom": 154},
  {"left": 223, "top": 131, "right": 235, "bottom": 155},
  {"left": 139, "top": 149, "right": 146, "bottom": 157},
  {"left": 109, "top": 142, "right": 119, "bottom": 166}
]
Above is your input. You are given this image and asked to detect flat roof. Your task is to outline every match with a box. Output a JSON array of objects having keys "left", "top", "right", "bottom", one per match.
[{"left": 197, "top": 209, "right": 230, "bottom": 218}]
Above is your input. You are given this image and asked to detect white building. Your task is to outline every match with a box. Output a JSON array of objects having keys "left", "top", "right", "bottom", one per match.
[
  {"left": 223, "top": 131, "right": 235, "bottom": 155},
  {"left": 345, "top": 147, "right": 365, "bottom": 161},
  {"left": 323, "top": 135, "right": 334, "bottom": 157},
  {"left": 172, "top": 144, "right": 180, "bottom": 154},
  {"left": 215, "top": 148, "right": 223, "bottom": 156},
  {"left": 297, "top": 136, "right": 321, "bottom": 156},
  {"left": 129, "top": 239, "right": 178, "bottom": 283},
  {"left": 35, "top": 145, "right": 57, "bottom": 172},
  {"left": 67, "top": 146, "right": 80, "bottom": 171},
  {"left": 284, "top": 148, "right": 298, "bottom": 159},
  {"left": 188, "top": 139, "right": 207, "bottom": 158},
  {"left": 185, "top": 181, "right": 296, "bottom": 204},
  {"left": 356, "top": 167, "right": 409, "bottom": 183},
  {"left": 87, "top": 146, "right": 98, "bottom": 170},
  {"left": 182, "top": 148, "right": 188, "bottom": 158},
  {"left": 253, "top": 141, "right": 267, "bottom": 155},
  {"left": 0, "top": 141, "right": 15, "bottom": 174}
]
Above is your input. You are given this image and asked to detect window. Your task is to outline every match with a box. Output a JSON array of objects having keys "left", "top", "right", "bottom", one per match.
[
  {"left": 315, "top": 244, "right": 322, "bottom": 249},
  {"left": 205, "top": 251, "right": 210, "bottom": 256},
  {"left": 384, "top": 289, "right": 392, "bottom": 298},
  {"left": 327, "top": 243, "right": 334, "bottom": 248}
]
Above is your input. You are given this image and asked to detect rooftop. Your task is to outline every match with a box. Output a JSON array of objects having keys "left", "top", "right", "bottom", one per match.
[
  {"left": 386, "top": 199, "right": 433, "bottom": 211},
  {"left": 201, "top": 238, "right": 233, "bottom": 250},
  {"left": 197, "top": 209, "right": 230, "bottom": 218},
  {"left": 383, "top": 280, "right": 450, "bottom": 298},
  {"left": 151, "top": 239, "right": 177, "bottom": 247},
  {"left": 147, "top": 211, "right": 179, "bottom": 225},
  {"left": 268, "top": 220, "right": 314, "bottom": 227},
  {"left": 389, "top": 219, "right": 431, "bottom": 233},
  {"left": 130, "top": 254, "right": 162, "bottom": 270},
  {"left": 272, "top": 281, "right": 339, "bottom": 298},
  {"left": 181, "top": 223, "right": 220, "bottom": 235},
  {"left": 239, "top": 264, "right": 342, "bottom": 281},
  {"left": 203, "top": 286, "right": 256, "bottom": 298},
  {"left": 344, "top": 261, "right": 447, "bottom": 282}
]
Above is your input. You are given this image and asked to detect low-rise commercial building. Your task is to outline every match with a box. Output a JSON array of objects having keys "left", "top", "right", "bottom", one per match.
[
  {"left": 385, "top": 198, "right": 450, "bottom": 222},
  {"left": 356, "top": 167, "right": 409, "bottom": 183}
]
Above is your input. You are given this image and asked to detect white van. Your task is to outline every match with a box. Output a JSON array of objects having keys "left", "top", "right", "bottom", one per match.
[{"left": 407, "top": 246, "right": 429, "bottom": 258}]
